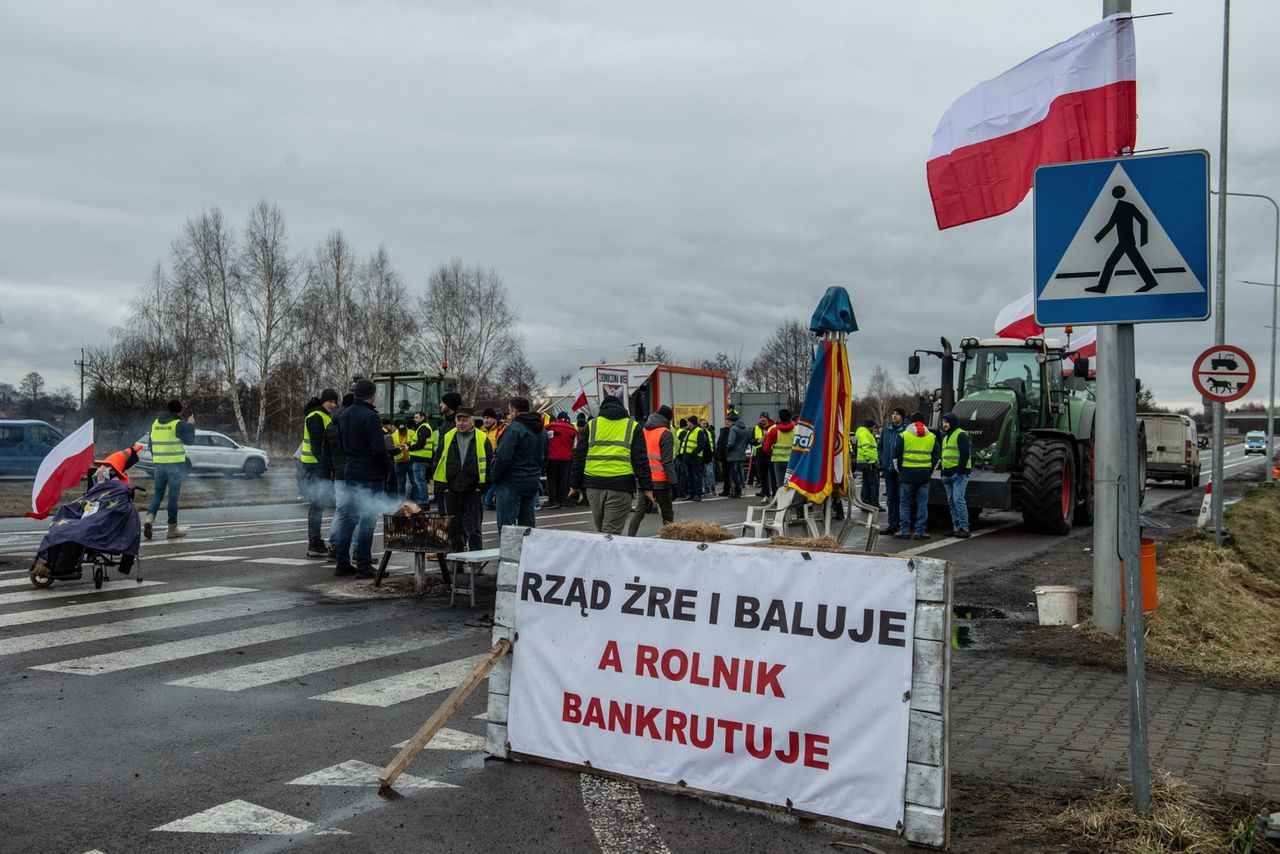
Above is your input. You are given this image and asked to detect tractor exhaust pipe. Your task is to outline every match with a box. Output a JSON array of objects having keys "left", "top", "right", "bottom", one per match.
[{"left": 940, "top": 337, "right": 955, "bottom": 416}]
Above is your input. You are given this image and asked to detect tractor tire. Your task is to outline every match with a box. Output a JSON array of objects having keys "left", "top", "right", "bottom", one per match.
[
  {"left": 1073, "top": 443, "right": 1094, "bottom": 526},
  {"left": 1021, "top": 439, "right": 1074, "bottom": 535}
]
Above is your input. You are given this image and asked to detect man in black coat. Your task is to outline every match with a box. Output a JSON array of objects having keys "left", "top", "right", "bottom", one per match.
[
  {"left": 440, "top": 406, "right": 490, "bottom": 553},
  {"left": 331, "top": 378, "right": 389, "bottom": 578},
  {"left": 489, "top": 396, "right": 547, "bottom": 535}
]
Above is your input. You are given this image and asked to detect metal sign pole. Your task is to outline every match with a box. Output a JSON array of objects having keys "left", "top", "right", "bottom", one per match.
[
  {"left": 1211, "top": 0, "right": 1232, "bottom": 545},
  {"left": 1093, "top": 326, "right": 1123, "bottom": 635}
]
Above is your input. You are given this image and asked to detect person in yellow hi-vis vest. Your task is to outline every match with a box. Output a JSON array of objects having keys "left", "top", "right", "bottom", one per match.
[
  {"left": 568, "top": 395, "right": 653, "bottom": 534},
  {"left": 939, "top": 412, "right": 973, "bottom": 539},
  {"left": 762, "top": 408, "right": 797, "bottom": 498},
  {"left": 302, "top": 388, "right": 340, "bottom": 556},
  {"left": 435, "top": 406, "right": 491, "bottom": 552},
  {"left": 854, "top": 416, "right": 881, "bottom": 507},
  {"left": 144, "top": 399, "right": 196, "bottom": 541},
  {"left": 894, "top": 411, "right": 940, "bottom": 541}
]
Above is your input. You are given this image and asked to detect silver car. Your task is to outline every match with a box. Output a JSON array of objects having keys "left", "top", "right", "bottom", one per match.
[{"left": 137, "top": 429, "right": 270, "bottom": 478}]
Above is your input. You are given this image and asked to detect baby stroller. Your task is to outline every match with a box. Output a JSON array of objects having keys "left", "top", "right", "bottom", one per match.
[{"left": 29, "top": 446, "right": 146, "bottom": 590}]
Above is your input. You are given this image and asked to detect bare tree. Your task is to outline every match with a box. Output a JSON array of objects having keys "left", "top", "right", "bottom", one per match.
[
  {"left": 19, "top": 371, "right": 45, "bottom": 407},
  {"left": 241, "top": 200, "right": 302, "bottom": 441},
  {"left": 647, "top": 344, "right": 674, "bottom": 364},
  {"left": 859, "top": 365, "right": 898, "bottom": 426},
  {"left": 418, "top": 258, "right": 518, "bottom": 403},
  {"left": 174, "top": 207, "right": 248, "bottom": 435},
  {"left": 746, "top": 320, "right": 813, "bottom": 411},
  {"left": 350, "top": 244, "right": 418, "bottom": 376},
  {"left": 500, "top": 346, "right": 540, "bottom": 399},
  {"left": 305, "top": 230, "right": 360, "bottom": 389},
  {"left": 698, "top": 349, "right": 746, "bottom": 393}
]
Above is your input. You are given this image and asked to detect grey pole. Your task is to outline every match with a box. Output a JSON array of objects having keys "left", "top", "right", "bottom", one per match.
[
  {"left": 1217, "top": 189, "right": 1279, "bottom": 484},
  {"left": 1211, "top": 0, "right": 1232, "bottom": 545}
]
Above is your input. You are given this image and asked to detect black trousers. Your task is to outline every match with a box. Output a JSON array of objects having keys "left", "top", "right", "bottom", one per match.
[
  {"left": 546, "top": 459, "right": 570, "bottom": 505},
  {"left": 446, "top": 490, "right": 484, "bottom": 552}
]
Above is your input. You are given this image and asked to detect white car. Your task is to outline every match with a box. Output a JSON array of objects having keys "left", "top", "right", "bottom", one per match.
[{"left": 137, "top": 429, "right": 270, "bottom": 478}]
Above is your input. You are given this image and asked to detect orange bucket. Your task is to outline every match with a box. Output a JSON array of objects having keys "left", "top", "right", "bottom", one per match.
[{"left": 1121, "top": 537, "right": 1158, "bottom": 613}]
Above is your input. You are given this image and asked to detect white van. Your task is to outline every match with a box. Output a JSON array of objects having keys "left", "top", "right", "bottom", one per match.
[{"left": 1139, "top": 413, "right": 1201, "bottom": 488}]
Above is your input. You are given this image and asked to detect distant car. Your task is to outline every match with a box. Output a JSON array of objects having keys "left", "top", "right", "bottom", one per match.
[
  {"left": 1140, "top": 413, "right": 1201, "bottom": 488},
  {"left": 137, "top": 429, "right": 270, "bottom": 478},
  {"left": 0, "top": 420, "right": 67, "bottom": 476},
  {"left": 1244, "top": 430, "right": 1267, "bottom": 455}
]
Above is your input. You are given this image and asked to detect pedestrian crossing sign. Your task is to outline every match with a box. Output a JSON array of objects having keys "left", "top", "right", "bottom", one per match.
[{"left": 1033, "top": 150, "right": 1210, "bottom": 325}]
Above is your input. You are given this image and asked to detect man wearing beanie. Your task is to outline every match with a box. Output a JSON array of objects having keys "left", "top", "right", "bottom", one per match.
[
  {"left": 301, "top": 388, "right": 340, "bottom": 557},
  {"left": 144, "top": 398, "right": 196, "bottom": 540},
  {"left": 569, "top": 394, "right": 652, "bottom": 534},
  {"left": 331, "top": 377, "right": 389, "bottom": 578},
  {"left": 436, "top": 390, "right": 463, "bottom": 514}
]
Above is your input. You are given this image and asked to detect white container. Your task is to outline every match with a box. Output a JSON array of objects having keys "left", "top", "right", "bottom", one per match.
[{"left": 1033, "top": 585, "right": 1078, "bottom": 626}]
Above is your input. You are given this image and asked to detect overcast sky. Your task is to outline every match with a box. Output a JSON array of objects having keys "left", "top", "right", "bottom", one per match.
[{"left": 2, "top": 1, "right": 1277, "bottom": 411}]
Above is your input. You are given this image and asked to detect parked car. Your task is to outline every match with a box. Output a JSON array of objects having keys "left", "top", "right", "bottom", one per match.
[
  {"left": 0, "top": 420, "right": 67, "bottom": 476},
  {"left": 1139, "top": 413, "right": 1201, "bottom": 489},
  {"left": 1244, "top": 430, "right": 1267, "bottom": 455},
  {"left": 137, "top": 429, "right": 270, "bottom": 478}
]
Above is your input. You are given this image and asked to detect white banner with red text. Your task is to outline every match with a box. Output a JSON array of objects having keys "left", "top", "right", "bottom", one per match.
[{"left": 506, "top": 528, "right": 917, "bottom": 831}]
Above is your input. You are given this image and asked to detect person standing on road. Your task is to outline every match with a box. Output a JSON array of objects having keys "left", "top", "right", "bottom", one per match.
[
  {"left": 407, "top": 410, "right": 433, "bottom": 503},
  {"left": 436, "top": 406, "right": 489, "bottom": 553},
  {"left": 940, "top": 412, "right": 972, "bottom": 538},
  {"left": 544, "top": 411, "right": 575, "bottom": 508},
  {"left": 434, "top": 391, "right": 462, "bottom": 514},
  {"left": 489, "top": 396, "right": 547, "bottom": 536},
  {"left": 854, "top": 417, "right": 881, "bottom": 508},
  {"left": 894, "top": 411, "right": 939, "bottom": 541},
  {"left": 391, "top": 420, "right": 414, "bottom": 501},
  {"left": 569, "top": 395, "right": 653, "bottom": 533},
  {"left": 677, "top": 417, "right": 712, "bottom": 502},
  {"left": 302, "top": 388, "right": 339, "bottom": 557},
  {"left": 752, "top": 412, "right": 775, "bottom": 500},
  {"left": 701, "top": 418, "right": 717, "bottom": 494},
  {"left": 331, "top": 378, "right": 390, "bottom": 578},
  {"left": 714, "top": 420, "right": 730, "bottom": 496},
  {"left": 878, "top": 407, "right": 908, "bottom": 534},
  {"left": 762, "top": 408, "right": 797, "bottom": 498},
  {"left": 320, "top": 392, "right": 353, "bottom": 562},
  {"left": 724, "top": 411, "right": 750, "bottom": 499},
  {"left": 144, "top": 399, "right": 196, "bottom": 541},
  {"left": 627, "top": 405, "right": 677, "bottom": 536}
]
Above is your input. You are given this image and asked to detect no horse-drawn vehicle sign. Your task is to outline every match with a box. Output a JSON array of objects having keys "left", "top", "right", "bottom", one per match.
[{"left": 1192, "top": 344, "right": 1256, "bottom": 403}]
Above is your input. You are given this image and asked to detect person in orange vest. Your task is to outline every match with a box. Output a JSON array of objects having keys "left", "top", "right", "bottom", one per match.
[{"left": 627, "top": 405, "right": 677, "bottom": 536}]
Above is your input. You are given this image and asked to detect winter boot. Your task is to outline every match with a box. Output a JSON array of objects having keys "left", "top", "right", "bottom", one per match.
[
  {"left": 143, "top": 513, "right": 155, "bottom": 541},
  {"left": 166, "top": 524, "right": 186, "bottom": 540},
  {"left": 306, "top": 540, "right": 327, "bottom": 558}
]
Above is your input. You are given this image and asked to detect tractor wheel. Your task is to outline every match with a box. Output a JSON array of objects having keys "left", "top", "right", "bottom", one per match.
[
  {"left": 1073, "top": 443, "right": 1095, "bottom": 526},
  {"left": 1021, "top": 439, "right": 1074, "bottom": 535}
]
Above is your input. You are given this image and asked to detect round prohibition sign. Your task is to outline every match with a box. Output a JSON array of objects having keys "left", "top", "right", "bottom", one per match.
[{"left": 1191, "top": 344, "right": 1256, "bottom": 403}]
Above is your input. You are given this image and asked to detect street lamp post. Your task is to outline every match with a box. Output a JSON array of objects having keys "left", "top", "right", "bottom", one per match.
[{"left": 1215, "top": 188, "right": 1279, "bottom": 484}]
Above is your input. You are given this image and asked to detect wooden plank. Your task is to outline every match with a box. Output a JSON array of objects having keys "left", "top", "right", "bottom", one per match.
[
  {"left": 379, "top": 638, "right": 511, "bottom": 789},
  {"left": 907, "top": 710, "right": 942, "bottom": 766},
  {"left": 914, "top": 602, "right": 945, "bottom": 641},
  {"left": 910, "top": 639, "right": 944, "bottom": 715},
  {"left": 903, "top": 803, "right": 946, "bottom": 847},
  {"left": 905, "top": 762, "right": 944, "bottom": 809},
  {"left": 912, "top": 557, "right": 946, "bottom": 602}
]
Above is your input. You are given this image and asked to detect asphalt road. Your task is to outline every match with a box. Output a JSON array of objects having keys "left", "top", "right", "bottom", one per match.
[{"left": 0, "top": 444, "right": 1267, "bottom": 853}]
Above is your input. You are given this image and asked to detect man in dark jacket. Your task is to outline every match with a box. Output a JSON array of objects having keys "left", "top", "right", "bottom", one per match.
[
  {"left": 626, "top": 406, "right": 677, "bottom": 536},
  {"left": 878, "top": 407, "right": 908, "bottom": 535},
  {"left": 144, "top": 398, "right": 197, "bottom": 540},
  {"left": 489, "top": 397, "right": 547, "bottom": 535},
  {"left": 939, "top": 411, "right": 972, "bottom": 538},
  {"left": 437, "top": 406, "right": 490, "bottom": 552},
  {"left": 320, "top": 392, "right": 354, "bottom": 561},
  {"left": 724, "top": 411, "right": 750, "bottom": 498},
  {"left": 331, "top": 378, "right": 389, "bottom": 578},
  {"left": 544, "top": 411, "right": 576, "bottom": 508},
  {"left": 435, "top": 391, "right": 462, "bottom": 514},
  {"left": 569, "top": 395, "right": 653, "bottom": 534},
  {"left": 714, "top": 422, "right": 731, "bottom": 495},
  {"left": 302, "top": 388, "right": 339, "bottom": 557}
]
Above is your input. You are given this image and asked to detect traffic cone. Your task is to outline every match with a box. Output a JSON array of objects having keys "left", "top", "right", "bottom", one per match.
[{"left": 1195, "top": 481, "right": 1213, "bottom": 529}]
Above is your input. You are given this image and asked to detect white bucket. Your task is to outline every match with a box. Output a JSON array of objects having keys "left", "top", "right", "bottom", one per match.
[{"left": 1033, "top": 585, "right": 1078, "bottom": 626}]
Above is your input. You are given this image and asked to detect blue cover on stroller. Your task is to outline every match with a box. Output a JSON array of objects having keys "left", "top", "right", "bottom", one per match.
[{"left": 39, "top": 480, "right": 142, "bottom": 559}]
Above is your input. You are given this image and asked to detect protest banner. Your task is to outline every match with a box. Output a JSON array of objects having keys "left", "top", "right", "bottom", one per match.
[{"left": 595, "top": 367, "right": 629, "bottom": 410}]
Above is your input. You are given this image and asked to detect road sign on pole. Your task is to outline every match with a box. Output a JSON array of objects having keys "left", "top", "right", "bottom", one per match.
[
  {"left": 1192, "top": 344, "right": 1256, "bottom": 403},
  {"left": 1033, "top": 150, "right": 1210, "bottom": 326}
]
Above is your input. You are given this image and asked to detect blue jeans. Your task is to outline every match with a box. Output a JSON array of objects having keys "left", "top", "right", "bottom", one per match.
[
  {"left": 410, "top": 462, "right": 429, "bottom": 503},
  {"left": 494, "top": 484, "right": 537, "bottom": 536},
  {"left": 728, "top": 460, "right": 744, "bottom": 492},
  {"left": 942, "top": 473, "right": 970, "bottom": 531},
  {"left": 882, "top": 469, "right": 900, "bottom": 530},
  {"left": 898, "top": 479, "right": 930, "bottom": 535},
  {"left": 328, "top": 480, "right": 349, "bottom": 547},
  {"left": 147, "top": 463, "right": 186, "bottom": 525},
  {"left": 394, "top": 461, "right": 414, "bottom": 501},
  {"left": 331, "top": 479, "right": 381, "bottom": 571},
  {"left": 301, "top": 463, "right": 331, "bottom": 545},
  {"left": 704, "top": 462, "right": 715, "bottom": 492}
]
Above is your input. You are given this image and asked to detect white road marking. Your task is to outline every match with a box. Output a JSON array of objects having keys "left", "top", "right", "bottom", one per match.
[
  {"left": 899, "top": 520, "right": 1023, "bottom": 555},
  {"left": 0, "top": 576, "right": 44, "bottom": 587},
  {"left": 0, "top": 587, "right": 253, "bottom": 628},
  {"left": 152, "top": 799, "right": 347, "bottom": 835},
  {"left": 246, "top": 557, "right": 323, "bottom": 566},
  {"left": 32, "top": 610, "right": 387, "bottom": 676},
  {"left": 167, "top": 630, "right": 451, "bottom": 692},
  {"left": 0, "top": 597, "right": 300, "bottom": 657},
  {"left": 580, "top": 774, "right": 671, "bottom": 854},
  {"left": 287, "top": 759, "right": 456, "bottom": 790},
  {"left": 0, "top": 580, "right": 164, "bottom": 605},
  {"left": 311, "top": 652, "right": 487, "bottom": 707},
  {"left": 165, "top": 555, "right": 240, "bottom": 562},
  {"left": 393, "top": 727, "right": 486, "bottom": 751}
]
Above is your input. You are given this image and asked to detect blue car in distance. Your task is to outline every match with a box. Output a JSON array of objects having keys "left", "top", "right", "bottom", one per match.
[
  {"left": 1244, "top": 430, "right": 1267, "bottom": 455},
  {"left": 0, "top": 420, "right": 67, "bottom": 476}
]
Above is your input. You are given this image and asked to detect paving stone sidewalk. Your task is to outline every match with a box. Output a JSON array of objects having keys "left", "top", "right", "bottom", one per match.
[{"left": 952, "top": 653, "right": 1280, "bottom": 798}]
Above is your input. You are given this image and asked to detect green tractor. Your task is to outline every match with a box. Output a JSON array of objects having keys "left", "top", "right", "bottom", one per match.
[
  {"left": 908, "top": 336, "right": 1109, "bottom": 534},
  {"left": 370, "top": 370, "right": 459, "bottom": 431}
]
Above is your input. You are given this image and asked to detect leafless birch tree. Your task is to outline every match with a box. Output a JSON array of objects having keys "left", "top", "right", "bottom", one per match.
[
  {"left": 241, "top": 199, "right": 302, "bottom": 441},
  {"left": 418, "top": 258, "right": 517, "bottom": 403}
]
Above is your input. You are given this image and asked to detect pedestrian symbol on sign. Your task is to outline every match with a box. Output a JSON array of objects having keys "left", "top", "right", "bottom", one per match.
[{"left": 1085, "top": 186, "right": 1162, "bottom": 294}]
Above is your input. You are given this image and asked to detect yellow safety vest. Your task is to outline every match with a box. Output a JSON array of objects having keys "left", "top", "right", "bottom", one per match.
[
  {"left": 150, "top": 418, "right": 187, "bottom": 465},
  {"left": 901, "top": 429, "right": 937, "bottom": 469},
  {"left": 942, "top": 428, "right": 971, "bottom": 471},
  {"left": 855, "top": 426, "right": 878, "bottom": 464},
  {"left": 409, "top": 424, "right": 433, "bottom": 460},
  {"left": 392, "top": 429, "right": 411, "bottom": 464},
  {"left": 584, "top": 416, "right": 637, "bottom": 478},
  {"left": 300, "top": 409, "right": 332, "bottom": 465},
  {"left": 770, "top": 426, "right": 795, "bottom": 463},
  {"left": 753, "top": 424, "right": 765, "bottom": 443},
  {"left": 433, "top": 428, "right": 488, "bottom": 485},
  {"left": 678, "top": 426, "right": 706, "bottom": 458}
]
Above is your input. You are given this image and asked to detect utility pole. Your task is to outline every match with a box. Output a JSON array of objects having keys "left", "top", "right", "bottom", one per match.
[
  {"left": 1210, "top": 0, "right": 1232, "bottom": 544},
  {"left": 75, "top": 347, "right": 87, "bottom": 410}
]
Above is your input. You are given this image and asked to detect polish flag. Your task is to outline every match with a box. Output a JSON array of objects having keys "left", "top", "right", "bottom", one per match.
[
  {"left": 927, "top": 14, "right": 1136, "bottom": 230},
  {"left": 571, "top": 390, "right": 588, "bottom": 412},
  {"left": 995, "top": 293, "right": 1097, "bottom": 358},
  {"left": 26, "top": 419, "right": 95, "bottom": 520}
]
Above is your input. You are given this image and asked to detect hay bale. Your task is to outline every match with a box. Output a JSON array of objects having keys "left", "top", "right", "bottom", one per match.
[
  {"left": 660, "top": 521, "right": 736, "bottom": 542},
  {"left": 769, "top": 534, "right": 842, "bottom": 552}
]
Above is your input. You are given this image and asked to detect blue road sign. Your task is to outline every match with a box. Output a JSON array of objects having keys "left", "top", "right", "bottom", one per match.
[{"left": 1033, "top": 150, "right": 1210, "bottom": 326}]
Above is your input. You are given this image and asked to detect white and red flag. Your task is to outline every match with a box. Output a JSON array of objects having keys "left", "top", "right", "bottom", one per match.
[
  {"left": 995, "top": 293, "right": 1097, "bottom": 357},
  {"left": 927, "top": 14, "right": 1136, "bottom": 229},
  {"left": 26, "top": 420, "right": 94, "bottom": 520}
]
